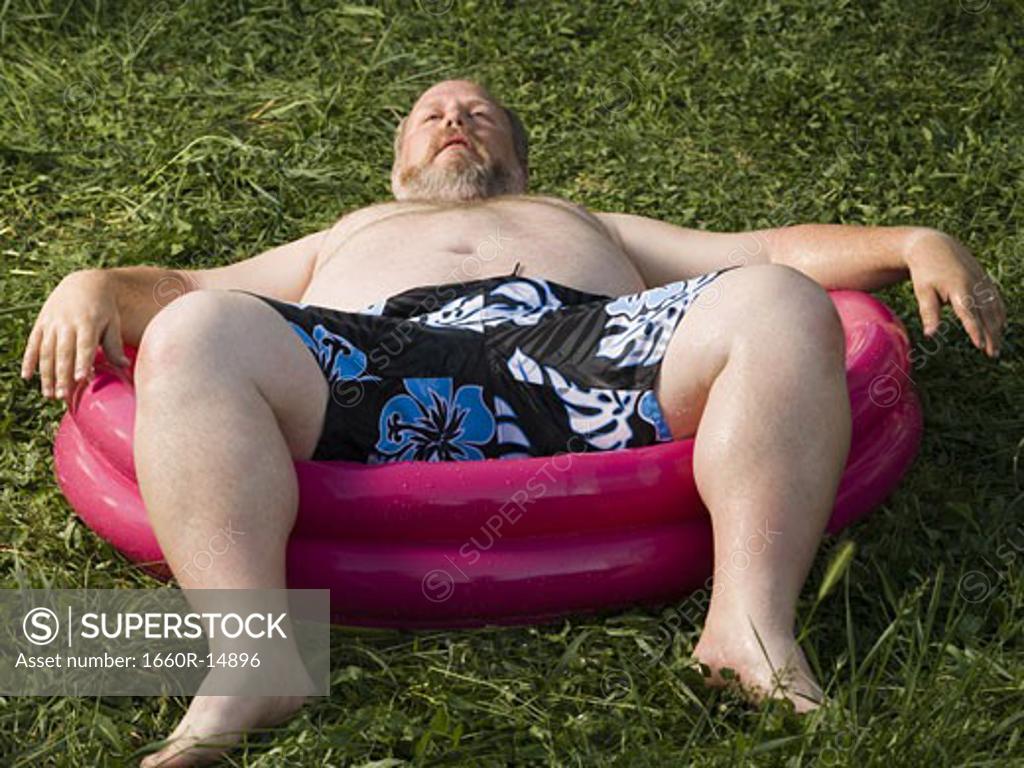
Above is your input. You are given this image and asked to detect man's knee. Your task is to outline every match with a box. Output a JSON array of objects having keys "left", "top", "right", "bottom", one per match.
[
  {"left": 741, "top": 264, "right": 844, "bottom": 360},
  {"left": 135, "top": 290, "right": 238, "bottom": 385}
]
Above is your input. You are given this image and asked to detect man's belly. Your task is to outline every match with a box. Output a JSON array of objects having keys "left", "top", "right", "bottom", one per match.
[{"left": 299, "top": 249, "right": 649, "bottom": 311}]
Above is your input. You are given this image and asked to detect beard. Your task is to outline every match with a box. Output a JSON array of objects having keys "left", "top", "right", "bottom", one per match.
[{"left": 393, "top": 143, "right": 525, "bottom": 203}]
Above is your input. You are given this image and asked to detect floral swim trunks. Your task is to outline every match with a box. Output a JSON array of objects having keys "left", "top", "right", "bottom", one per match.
[{"left": 233, "top": 266, "right": 731, "bottom": 463}]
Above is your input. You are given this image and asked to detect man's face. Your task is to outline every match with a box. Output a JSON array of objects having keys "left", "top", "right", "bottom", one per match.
[{"left": 391, "top": 80, "right": 526, "bottom": 202}]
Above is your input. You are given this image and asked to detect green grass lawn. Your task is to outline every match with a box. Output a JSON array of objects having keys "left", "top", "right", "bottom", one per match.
[{"left": 2, "top": 0, "right": 1022, "bottom": 764}]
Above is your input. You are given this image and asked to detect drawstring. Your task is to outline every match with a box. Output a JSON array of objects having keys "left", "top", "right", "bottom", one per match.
[{"left": 511, "top": 261, "right": 522, "bottom": 277}]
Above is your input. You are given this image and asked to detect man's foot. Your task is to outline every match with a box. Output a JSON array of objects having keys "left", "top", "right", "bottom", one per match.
[
  {"left": 693, "top": 618, "right": 825, "bottom": 713},
  {"left": 140, "top": 693, "right": 307, "bottom": 767}
]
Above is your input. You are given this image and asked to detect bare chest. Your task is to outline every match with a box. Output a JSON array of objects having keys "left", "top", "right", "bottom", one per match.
[{"left": 300, "top": 198, "right": 646, "bottom": 310}]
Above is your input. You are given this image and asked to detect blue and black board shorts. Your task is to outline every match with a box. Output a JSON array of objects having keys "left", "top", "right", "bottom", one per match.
[{"left": 233, "top": 266, "right": 731, "bottom": 463}]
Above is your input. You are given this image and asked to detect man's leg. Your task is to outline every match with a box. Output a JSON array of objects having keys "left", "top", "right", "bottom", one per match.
[
  {"left": 131, "top": 290, "right": 329, "bottom": 767},
  {"left": 654, "top": 264, "right": 851, "bottom": 711}
]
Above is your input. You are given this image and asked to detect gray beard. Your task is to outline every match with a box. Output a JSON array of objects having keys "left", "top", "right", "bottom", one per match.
[{"left": 397, "top": 157, "right": 521, "bottom": 202}]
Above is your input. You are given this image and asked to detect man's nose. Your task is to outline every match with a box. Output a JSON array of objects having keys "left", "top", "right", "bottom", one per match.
[{"left": 443, "top": 109, "right": 465, "bottom": 128}]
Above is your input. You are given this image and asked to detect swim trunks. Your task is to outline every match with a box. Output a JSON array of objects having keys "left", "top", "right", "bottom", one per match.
[{"left": 233, "top": 266, "right": 731, "bottom": 463}]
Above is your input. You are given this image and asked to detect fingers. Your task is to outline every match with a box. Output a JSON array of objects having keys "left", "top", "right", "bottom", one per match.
[
  {"left": 25, "top": 321, "right": 106, "bottom": 400},
  {"left": 977, "top": 279, "right": 1006, "bottom": 357},
  {"left": 55, "top": 326, "right": 79, "bottom": 400},
  {"left": 951, "top": 291, "right": 987, "bottom": 354},
  {"left": 21, "top": 268, "right": 128, "bottom": 398},
  {"left": 958, "top": 276, "right": 1006, "bottom": 358},
  {"left": 20, "top": 324, "right": 42, "bottom": 380},
  {"left": 24, "top": 314, "right": 125, "bottom": 400},
  {"left": 38, "top": 328, "right": 57, "bottom": 399},
  {"left": 977, "top": 298, "right": 1001, "bottom": 357},
  {"left": 914, "top": 283, "right": 942, "bottom": 337},
  {"left": 74, "top": 324, "right": 100, "bottom": 383}
]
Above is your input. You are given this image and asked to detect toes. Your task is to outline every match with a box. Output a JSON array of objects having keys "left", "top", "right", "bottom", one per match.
[
  {"left": 141, "top": 745, "right": 185, "bottom": 768},
  {"left": 139, "top": 741, "right": 217, "bottom": 768},
  {"left": 144, "top": 754, "right": 172, "bottom": 768},
  {"left": 141, "top": 727, "right": 191, "bottom": 766},
  {"left": 692, "top": 640, "right": 825, "bottom": 712},
  {"left": 140, "top": 748, "right": 168, "bottom": 768}
]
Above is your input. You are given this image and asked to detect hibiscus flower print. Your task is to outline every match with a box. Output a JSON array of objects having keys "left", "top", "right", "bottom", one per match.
[
  {"left": 289, "top": 322, "right": 380, "bottom": 384},
  {"left": 373, "top": 378, "right": 496, "bottom": 462}
]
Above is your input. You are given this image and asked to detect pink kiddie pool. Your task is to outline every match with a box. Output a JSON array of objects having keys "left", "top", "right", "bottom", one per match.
[{"left": 53, "top": 290, "right": 922, "bottom": 629}]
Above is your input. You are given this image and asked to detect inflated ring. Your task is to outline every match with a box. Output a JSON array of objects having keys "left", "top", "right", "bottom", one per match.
[{"left": 54, "top": 290, "right": 922, "bottom": 628}]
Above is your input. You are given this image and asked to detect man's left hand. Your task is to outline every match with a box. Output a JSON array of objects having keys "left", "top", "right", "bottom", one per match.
[{"left": 904, "top": 228, "right": 1006, "bottom": 358}]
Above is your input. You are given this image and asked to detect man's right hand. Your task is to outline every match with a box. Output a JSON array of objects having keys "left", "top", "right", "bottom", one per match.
[{"left": 20, "top": 269, "right": 130, "bottom": 402}]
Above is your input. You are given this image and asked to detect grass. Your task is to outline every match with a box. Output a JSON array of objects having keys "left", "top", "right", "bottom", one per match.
[{"left": 1, "top": 0, "right": 1022, "bottom": 765}]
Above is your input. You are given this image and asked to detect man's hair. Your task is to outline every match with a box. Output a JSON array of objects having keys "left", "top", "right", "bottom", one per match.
[{"left": 392, "top": 101, "right": 529, "bottom": 178}]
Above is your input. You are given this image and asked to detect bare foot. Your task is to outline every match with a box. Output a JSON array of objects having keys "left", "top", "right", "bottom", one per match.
[
  {"left": 693, "top": 617, "right": 825, "bottom": 713},
  {"left": 140, "top": 693, "right": 307, "bottom": 767}
]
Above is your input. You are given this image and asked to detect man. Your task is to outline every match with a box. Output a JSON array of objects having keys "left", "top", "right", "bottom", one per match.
[{"left": 20, "top": 79, "right": 1005, "bottom": 766}]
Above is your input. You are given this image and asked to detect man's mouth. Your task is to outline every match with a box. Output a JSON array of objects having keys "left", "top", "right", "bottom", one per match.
[{"left": 438, "top": 135, "right": 472, "bottom": 155}]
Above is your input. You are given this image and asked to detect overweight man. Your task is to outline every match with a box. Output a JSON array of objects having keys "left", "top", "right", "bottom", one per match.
[{"left": 20, "top": 79, "right": 1005, "bottom": 766}]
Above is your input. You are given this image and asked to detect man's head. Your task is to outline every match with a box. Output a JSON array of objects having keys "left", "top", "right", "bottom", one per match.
[{"left": 391, "top": 79, "right": 528, "bottom": 202}]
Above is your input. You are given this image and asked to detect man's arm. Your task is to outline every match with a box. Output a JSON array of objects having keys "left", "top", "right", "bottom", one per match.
[
  {"left": 597, "top": 213, "right": 915, "bottom": 289},
  {"left": 597, "top": 213, "right": 1006, "bottom": 357},
  {"left": 190, "top": 227, "right": 331, "bottom": 300},
  {"left": 118, "top": 225, "right": 333, "bottom": 344},
  {"left": 21, "top": 225, "right": 334, "bottom": 400}
]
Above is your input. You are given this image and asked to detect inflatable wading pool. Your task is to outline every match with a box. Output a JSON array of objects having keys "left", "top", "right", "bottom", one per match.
[{"left": 54, "top": 290, "right": 922, "bottom": 629}]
